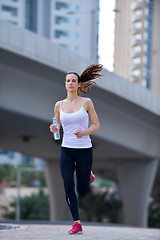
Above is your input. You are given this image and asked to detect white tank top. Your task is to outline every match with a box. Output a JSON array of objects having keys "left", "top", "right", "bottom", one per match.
[{"left": 60, "top": 98, "right": 92, "bottom": 148}]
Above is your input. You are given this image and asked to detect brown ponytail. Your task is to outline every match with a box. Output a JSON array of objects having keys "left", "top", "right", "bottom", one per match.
[{"left": 78, "top": 64, "right": 103, "bottom": 94}]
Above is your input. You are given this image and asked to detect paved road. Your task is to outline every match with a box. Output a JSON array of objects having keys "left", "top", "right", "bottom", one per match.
[{"left": 0, "top": 223, "right": 160, "bottom": 240}]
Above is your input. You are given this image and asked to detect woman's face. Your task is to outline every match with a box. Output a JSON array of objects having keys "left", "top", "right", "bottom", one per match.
[{"left": 65, "top": 74, "right": 81, "bottom": 93}]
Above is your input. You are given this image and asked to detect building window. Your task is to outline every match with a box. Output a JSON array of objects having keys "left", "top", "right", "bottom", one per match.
[
  {"left": 75, "top": 32, "right": 79, "bottom": 39},
  {"left": 143, "top": 56, "right": 147, "bottom": 64},
  {"left": 142, "top": 79, "right": 147, "bottom": 87},
  {"left": 55, "top": 30, "right": 69, "bottom": 38},
  {"left": 8, "top": 20, "right": 18, "bottom": 25},
  {"left": 2, "top": 5, "right": 18, "bottom": 16},
  {"left": 143, "top": 68, "right": 147, "bottom": 77},
  {"left": 75, "top": 18, "right": 79, "bottom": 25},
  {"left": 0, "top": 149, "right": 8, "bottom": 154},
  {"left": 55, "top": 2, "right": 70, "bottom": 10},
  {"left": 0, "top": 149, "right": 14, "bottom": 158},
  {"left": 74, "top": 46, "right": 79, "bottom": 52},
  {"left": 143, "top": 43, "right": 148, "bottom": 53},
  {"left": 60, "top": 44, "right": 69, "bottom": 49},
  {"left": 75, "top": 5, "right": 80, "bottom": 11},
  {"left": 55, "top": 16, "right": 70, "bottom": 24},
  {"left": 144, "top": 32, "right": 148, "bottom": 39}
]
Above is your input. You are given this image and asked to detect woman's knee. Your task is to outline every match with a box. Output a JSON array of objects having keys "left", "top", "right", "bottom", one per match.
[{"left": 77, "top": 185, "right": 90, "bottom": 196}]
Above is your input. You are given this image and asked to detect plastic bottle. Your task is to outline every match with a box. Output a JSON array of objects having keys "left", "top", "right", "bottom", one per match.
[{"left": 52, "top": 118, "right": 60, "bottom": 140}]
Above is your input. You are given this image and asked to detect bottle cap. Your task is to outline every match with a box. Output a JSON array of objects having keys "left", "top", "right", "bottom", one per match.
[{"left": 53, "top": 118, "right": 56, "bottom": 121}]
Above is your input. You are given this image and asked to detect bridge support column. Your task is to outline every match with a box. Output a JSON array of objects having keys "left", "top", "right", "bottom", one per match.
[
  {"left": 115, "top": 158, "right": 158, "bottom": 227},
  {"left": 44, "top": 160, "right": 71, "bottom": 221}
]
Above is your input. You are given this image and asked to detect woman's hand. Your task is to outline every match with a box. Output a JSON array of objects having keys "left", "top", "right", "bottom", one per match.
[
  {"left": 49, "top": 124, "right": 58, "bottom": 133},
  {"left": 73, "top": 130, "right": 85, "bottom": 138}
]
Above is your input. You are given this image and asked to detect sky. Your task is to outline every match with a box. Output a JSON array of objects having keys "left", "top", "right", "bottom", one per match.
[{"left": 98, "top": 0, "right": 116, "bottom": 71}]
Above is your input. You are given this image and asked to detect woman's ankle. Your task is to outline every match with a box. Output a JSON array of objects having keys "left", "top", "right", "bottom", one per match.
[{"left": 74, "top": 220, "right": 81, "bottom": 224}]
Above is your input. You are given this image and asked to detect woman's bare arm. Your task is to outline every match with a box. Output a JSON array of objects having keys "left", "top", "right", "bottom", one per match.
[
  {"left": 74, "top": 98, "right": 100, "bottom": 138},
  {"left": 49, "top": 101, "right": 61, "bottom": 133}
]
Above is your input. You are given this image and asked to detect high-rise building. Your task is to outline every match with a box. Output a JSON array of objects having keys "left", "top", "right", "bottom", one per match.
[
  {"left": 0, "top": 0, "right": 99, "bottom": 62},
  {"left": 0, "top": 0, "right": 25, "bottom": 27},
  {"left": 114, "top": 0, "right": 160, "bottom": 95}
]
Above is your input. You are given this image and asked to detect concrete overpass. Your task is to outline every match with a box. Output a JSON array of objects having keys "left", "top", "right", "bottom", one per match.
[{"left": 0, "top": 20, "right": 160, "bottom": 227}]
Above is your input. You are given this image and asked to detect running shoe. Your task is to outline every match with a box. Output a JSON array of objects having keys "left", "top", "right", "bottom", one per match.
[
  {"left": 68, "top": 222, "right": 83, "bottom": 234},
  {"left": 90, "top": 171, "right": 95, "bottom": 184}
]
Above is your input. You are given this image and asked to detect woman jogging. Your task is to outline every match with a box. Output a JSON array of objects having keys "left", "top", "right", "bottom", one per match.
[{"left": 49, "top": 64, "right": 103, "bottom": 234}]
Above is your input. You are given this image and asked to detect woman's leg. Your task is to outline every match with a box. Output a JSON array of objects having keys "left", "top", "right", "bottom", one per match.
[
  {"left": 75, "top": 147, "right": 93, "bottom": 196},
  {"left": 60, "top": 147, "right": 79, "bottom": 221}
]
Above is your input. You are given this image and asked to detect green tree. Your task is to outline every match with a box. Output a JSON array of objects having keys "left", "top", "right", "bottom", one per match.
[
  {"left": 0, "top": 163, "right": 46, "bottom": 187},
  {"left": 3, "top": 189, "right": 50, "bottom": 220},
  {"left": 0, "top": 164, "right": 17, "bottom": 182}
]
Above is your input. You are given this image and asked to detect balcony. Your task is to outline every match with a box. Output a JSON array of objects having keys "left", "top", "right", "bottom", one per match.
[
  {"left": 132, "top": 61, "right": 141, "bottom": 70},
  {"left": 132, "top": 1, "right": 143, "bottom": 11},
  {"left": 132, "top": 11, "right": 143, "bottom": 23},
  {"left": 131, "top": 50, "right": 141, "bottom": 59},
  {"left": 131, "top": 38, "right": 142, "bottom": 47},
  {"left": 132, "top": 22, "right": 143, "bottom": 35}
]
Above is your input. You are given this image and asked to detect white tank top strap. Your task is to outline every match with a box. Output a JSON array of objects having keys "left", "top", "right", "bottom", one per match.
[
  {"left": 82, "top": 97, "right": 85, "bottom": 107},
  {"left": 60, "top": 100, "right": 63, "bottom": 111}
]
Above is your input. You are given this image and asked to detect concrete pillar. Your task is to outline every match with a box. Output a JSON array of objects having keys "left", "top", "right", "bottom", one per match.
[
  {"left": 44, "top": 159, "right": 71, "bottom": 221},
  {"left": 115, "top": 158, "right": 159, "bottom": 227}
]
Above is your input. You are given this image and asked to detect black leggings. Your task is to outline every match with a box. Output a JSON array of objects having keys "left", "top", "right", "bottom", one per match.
[{"left": 60, "top": 146, "right": 93, "bottom": 221}]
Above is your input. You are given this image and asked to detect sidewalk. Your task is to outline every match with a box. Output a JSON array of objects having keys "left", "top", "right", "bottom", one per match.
[{"left": 0, "top": 223, "right": 160, "bottom": 240}]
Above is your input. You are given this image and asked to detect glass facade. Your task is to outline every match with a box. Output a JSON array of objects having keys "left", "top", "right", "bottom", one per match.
[
  {"left": 145, "top": 0, "right": 154, "bottom": 89},
  {"left": 25, "top": 0, "right": 37, "bottom": 32}
]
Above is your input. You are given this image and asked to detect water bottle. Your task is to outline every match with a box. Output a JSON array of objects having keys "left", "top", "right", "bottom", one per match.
[{"left": 52, "top": 118, "right": 60, "bottom": 140}]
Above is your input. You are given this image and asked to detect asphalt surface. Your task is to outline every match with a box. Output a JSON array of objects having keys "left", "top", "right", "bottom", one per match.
[{"left": 0, "top": 223, "right": 160, "bottom": 240}]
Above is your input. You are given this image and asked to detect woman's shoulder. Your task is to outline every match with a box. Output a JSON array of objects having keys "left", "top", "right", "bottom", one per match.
[
  {"left": 83, "top": 97, "right": 94, "bottom": 111},
  {"left": 54, "top": 99, "right": 64, "bottom": 112},
  {"left": 55, "top": 100, "right": 61, "bottom": 107},
  {"left": 55, "top": 98, "right": 66, "bottom": 105},
  {"left": 84, "top": 97, "right": 93, "bottom": 104}
]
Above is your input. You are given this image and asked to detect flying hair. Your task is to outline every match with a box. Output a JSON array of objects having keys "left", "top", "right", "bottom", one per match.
[
  {"left": 66, "top": 64, "right": 103, "bottom": 95},
  {"left": 80, "top": 64, "right": 103, "bottom": 83},
  {"left": 79, "top": 64, "right": 103, "bottom": 94}
]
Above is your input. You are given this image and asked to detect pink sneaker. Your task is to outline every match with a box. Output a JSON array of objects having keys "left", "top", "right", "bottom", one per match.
[
  {"left": 90, "top": 171, "right": 95, "bottom": 184},
  {"left": 68, "top": 222, "right": 83, "bottom": 234}
]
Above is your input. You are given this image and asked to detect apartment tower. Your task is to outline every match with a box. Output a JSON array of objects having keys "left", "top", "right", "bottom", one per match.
[{"left": 114, "top": 0, "right": 160, "bottom": 95}]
